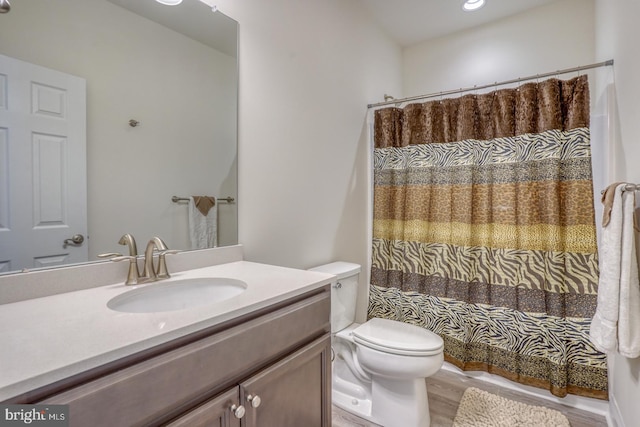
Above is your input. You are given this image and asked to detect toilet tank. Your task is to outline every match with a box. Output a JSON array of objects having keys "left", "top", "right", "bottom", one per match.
[{"left": 308, "top": 262, "right": 361, "bottom": 333}]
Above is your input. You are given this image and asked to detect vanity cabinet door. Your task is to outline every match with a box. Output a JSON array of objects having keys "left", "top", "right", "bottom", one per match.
[
  {"left": 241, "top": 334, "right": 331, "bottom": 427},
  {"left": 165, "top": 387, "right": 242, "bottom": 427}
]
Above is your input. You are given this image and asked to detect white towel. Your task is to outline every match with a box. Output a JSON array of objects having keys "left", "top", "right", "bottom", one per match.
[
  {"left": 590, "top": 184, "right": 640, "bottom": 358},
  {"left": 188, "top": 196, "right": 217, "bottom": 249}
]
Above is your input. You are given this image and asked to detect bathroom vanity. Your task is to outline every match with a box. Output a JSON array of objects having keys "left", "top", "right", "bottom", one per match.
[{"left": 0, "top": 248, "right": 334, "bottom": 426}]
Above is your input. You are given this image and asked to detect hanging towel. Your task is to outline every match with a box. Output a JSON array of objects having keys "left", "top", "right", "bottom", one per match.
[
  {"left": 188, "top": 196, "right": 217, "bottom": 249},
  {"left": 601, "top": 181, "right": 623, "bottom": 227},
  {"left": 590, "top": 184, "right": 640, "bottom": 358}
]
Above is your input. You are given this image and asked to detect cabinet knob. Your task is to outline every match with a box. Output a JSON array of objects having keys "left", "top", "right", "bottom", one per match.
[
  {"left": 247, "top": 394, "right": 262, "bottom": 408},
  {"left": 231, "top": 404, "right": 246, "bottom": 419}
]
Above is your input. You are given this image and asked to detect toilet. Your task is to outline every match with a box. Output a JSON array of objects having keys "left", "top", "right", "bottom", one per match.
[{"left": 309, "top": 262, "right": 444, "bottom": 427}]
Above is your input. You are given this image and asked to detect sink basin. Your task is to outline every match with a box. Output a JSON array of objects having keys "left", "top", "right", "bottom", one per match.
[{"left": 107, "top": 278, "right": 247, "bottom": 313}]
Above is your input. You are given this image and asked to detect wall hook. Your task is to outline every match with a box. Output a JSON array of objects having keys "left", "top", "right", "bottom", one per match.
[{"left": 129, "top": 119, "right": 140, "bottom": 127}]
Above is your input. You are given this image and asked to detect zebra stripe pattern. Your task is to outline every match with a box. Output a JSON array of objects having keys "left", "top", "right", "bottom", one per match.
[
  {"left": 368, "top": 285, "right": 608, "bottom": 398},
  {"left": 370, "top": 267, "right": 597, "bottom": 318},
  {"left": 371, "top": 240, "right": 599, "bottom": 295},
  {"left": 373, "top": 127, "right": 591, "bottom": 170}
]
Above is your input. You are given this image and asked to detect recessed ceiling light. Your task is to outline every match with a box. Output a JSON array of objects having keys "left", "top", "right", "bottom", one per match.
[
  {"left": 463, "top": 0, "right": 486, "bottom": 12},
  {"left": 155, "top": 0, "right": 183, "bottom": 5}
]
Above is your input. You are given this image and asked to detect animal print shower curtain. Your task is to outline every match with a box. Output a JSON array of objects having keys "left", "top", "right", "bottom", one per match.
[{"left": 369, "top": 75, "right": 608, "bottom": 399}]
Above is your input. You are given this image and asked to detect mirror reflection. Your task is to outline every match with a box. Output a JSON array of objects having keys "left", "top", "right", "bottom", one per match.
[{"left": 0, "top": 0, "right": 238, "bottom": 274}]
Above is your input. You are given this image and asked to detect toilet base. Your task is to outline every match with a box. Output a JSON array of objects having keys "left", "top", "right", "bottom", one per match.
[
  {"left": 371, "top": 377, "right": 430, "bottom": 427},
  {"left": 333, "top": 387, "right": 375, "bottom": 423},
  {"left": 333, "top": 360, "right": 431, "bottom": 427},
  {"left": 333, "top": 357, "right": 376, "bottom": 422}
]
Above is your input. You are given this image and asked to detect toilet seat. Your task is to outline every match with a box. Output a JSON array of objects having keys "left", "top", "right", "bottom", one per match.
[{"left": 353, "top": 318, "right": 443, "bottom": 356}]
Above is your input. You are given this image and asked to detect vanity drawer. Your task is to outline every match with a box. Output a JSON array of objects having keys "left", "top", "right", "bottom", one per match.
[{"left": 39, "top": 290, "right": 330, "bottom": 427}]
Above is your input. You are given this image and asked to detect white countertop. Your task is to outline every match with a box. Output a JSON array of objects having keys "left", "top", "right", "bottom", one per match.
[{"left": 0, "top": 261, "right": 334, "bottom": 401}]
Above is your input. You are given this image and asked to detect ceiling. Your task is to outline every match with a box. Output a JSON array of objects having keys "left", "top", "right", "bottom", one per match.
[
  {"left": 109, "top": 0, "right": 237, "bottom": 57},
  {"left": 360, "top": 0, "right": 563, "bottom": 47}
]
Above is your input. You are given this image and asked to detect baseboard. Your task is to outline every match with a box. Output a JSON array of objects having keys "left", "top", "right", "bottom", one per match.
[
  {"left": 608, "top": 393, "right": 624, "bottom": 427},
  {"left": 441, "top": 362, "right": 612, "bottom": 424}
]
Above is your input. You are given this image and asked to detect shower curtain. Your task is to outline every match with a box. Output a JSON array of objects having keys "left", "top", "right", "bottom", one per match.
[{"left": 369, "top": 75, "right": 608, "bottom": 399}]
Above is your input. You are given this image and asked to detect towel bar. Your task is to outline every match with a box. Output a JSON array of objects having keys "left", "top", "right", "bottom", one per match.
[
  {"left": 171, "top": 196, "right": 235, "bottom": 203},
  {"left": 600, "top": 184, "right": 640, "bottom": 195}
]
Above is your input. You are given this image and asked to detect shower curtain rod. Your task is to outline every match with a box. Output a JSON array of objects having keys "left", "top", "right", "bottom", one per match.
[{"left": 367, "top": 59, "right": 614, "bottom": 109}]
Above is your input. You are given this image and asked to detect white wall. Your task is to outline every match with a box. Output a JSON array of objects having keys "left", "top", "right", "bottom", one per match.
[
  {"left": 0, "top": 0, "right": 237, "bottom": 259},
  {"left": 595, "top": 1, "right": 640, "bottom": 426},
  {"left": 212, "top": 0, "right": 402, "bottom": 320},
  {"left": 403, "top": 0, "right": 595, "bottom": 97}
]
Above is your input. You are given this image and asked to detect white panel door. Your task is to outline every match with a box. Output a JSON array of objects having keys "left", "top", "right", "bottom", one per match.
[{"left": 0, "top": 54, "right": 87, "bottom": 272}]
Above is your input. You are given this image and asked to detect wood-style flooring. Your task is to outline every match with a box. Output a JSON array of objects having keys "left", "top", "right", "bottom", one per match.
[{"left": 332, "top": 368, "right": 608, "bottom": 427}]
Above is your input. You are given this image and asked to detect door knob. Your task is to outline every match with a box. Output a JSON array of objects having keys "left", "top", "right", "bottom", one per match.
[
  {"left": 230, "top": 404, "right": 245, "bottom": 419},
  {"left": 63, "top": 234, "right": 85, "bottom": 248},
  {"left": 246, "top": 394, "right": 261, "bottom": 408}
]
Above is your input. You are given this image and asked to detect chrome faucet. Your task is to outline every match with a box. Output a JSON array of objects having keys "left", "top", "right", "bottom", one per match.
[{"left": 142, "top": 237, "right": 178, "bottom": 282}]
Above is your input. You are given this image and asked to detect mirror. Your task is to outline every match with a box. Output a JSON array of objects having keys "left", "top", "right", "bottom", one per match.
[{"left": 0, "top": 0, "right": 238, "bottom": 274}]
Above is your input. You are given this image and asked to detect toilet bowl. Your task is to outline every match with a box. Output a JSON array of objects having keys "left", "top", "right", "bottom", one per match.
[{"left": 309, "top": 262, "right": 444, "bottom": 427}]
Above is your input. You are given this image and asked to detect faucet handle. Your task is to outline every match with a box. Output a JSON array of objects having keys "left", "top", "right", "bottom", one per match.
[
  {"left": 97, "top": 252, "right": 123, "bottom": 258},
  {"left": 110, "top": 255, "right": 136, "bottom": 262},
  {"left": 156, "top": 249, "right": 179, "bottom": 279},
  {"left": 108, "top": 255, "right": 140, "bottom": 286}
]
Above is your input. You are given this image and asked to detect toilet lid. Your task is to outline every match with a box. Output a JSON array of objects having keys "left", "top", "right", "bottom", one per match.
[{"left": 353, "top": 318, "right": 444, "bottom": 356}]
